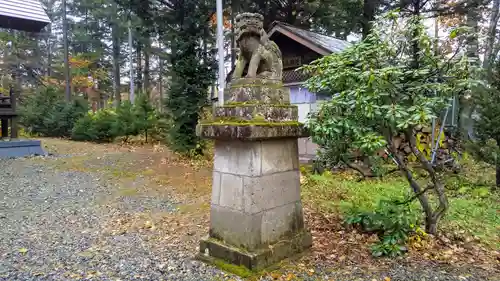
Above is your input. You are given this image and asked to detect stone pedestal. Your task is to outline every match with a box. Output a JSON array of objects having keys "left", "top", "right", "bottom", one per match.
[
  {"left": 0, "top": 139, "right": 46, "bottom": 158},
  {"left": 196, "top": 78, "right": 312, "bottom": 271}
]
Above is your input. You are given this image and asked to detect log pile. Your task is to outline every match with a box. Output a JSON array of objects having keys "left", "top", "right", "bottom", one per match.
[{"left": 391, "top": 124, "right": 454, "bottom": 162}]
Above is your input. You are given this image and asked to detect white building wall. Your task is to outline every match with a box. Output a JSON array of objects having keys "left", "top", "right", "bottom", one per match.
[{"left": 288, "top": 86, "right": 319, "bottom": 161}]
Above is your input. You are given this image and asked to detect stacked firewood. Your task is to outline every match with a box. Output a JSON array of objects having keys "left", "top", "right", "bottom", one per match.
[{"left": 390, "top": 124, "right": 454, "bottom": 162}]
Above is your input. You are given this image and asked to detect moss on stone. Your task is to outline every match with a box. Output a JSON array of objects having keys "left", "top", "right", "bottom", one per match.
[
  {"left": 213, "top": 259, "right": 253, "bottom": 277},
  {"left": 196, "top": 120, "right": 309, "bottom": 140},
  {"left": 229, "top": 83, "right": 284, "bottom": 89},
  {"left": 229, "top": 77, "right": 284, "bottom": 88},
  {"left": 199, "top": 119, "right": 301, "bottom": 127},
  {"left": 222, "top": 102, "right": 296, "bottom": 108},
  {"left": 212, "top": 104, "right": 299, "bottom": 123},
  {"left": 224, "top": 101, "right": 261, "bottom": 106}
]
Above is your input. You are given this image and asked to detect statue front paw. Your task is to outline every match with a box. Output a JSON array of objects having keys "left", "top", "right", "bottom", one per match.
[{"left": 256, "top": 71, "right": 273, "bottom": 79}]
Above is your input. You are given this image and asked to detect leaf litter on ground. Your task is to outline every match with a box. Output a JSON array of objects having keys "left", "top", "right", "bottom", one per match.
[{"left": 32, "top": 138, "right": 500, "bottom": 280}]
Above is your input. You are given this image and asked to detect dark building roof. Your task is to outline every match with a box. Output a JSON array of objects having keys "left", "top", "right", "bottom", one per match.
[
  {"left": 0, "top": 0, "right": 50, "bottom": 32},
  {"left": 268, "top": 22, "right": 350, "bottom": 84},
  {"left": 268, "top": 22, "right": 351, "bottom": 55}
]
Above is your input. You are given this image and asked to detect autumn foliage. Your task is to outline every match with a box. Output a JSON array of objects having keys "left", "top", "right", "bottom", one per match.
[
  {"left": 42, "top": 54, "right": 107, "bottom": 93},
  {"left": 209, "top": 10, "right": 232, "bottom": 29}
]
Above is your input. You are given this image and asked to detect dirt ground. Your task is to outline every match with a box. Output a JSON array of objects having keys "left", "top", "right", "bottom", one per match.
[{"left": 1, "top": 137, "right": 496, "bottom": 281}]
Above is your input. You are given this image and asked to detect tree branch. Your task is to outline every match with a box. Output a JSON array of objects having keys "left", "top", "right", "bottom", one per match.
[
  {"left": 405, "top": 127, "right": 448, "bottom": 233},
  {"left": 385, "top": 126, "right": 433, "bottom": 222},
  {"left": 393, "top": 184, "right": 434, "bottom": 205}
]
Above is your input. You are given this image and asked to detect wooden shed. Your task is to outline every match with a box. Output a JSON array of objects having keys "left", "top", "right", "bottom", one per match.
[
  {"left": 0, "top": 0, "right": 50, "bottom": 32},
  {"left": 0, "top": 0, "right": 49, "bottom": 158},
  {"left": 267, "top": 22, "right": 350, "bottom": 161}
]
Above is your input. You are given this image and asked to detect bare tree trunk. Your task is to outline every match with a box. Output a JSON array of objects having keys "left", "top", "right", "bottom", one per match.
[
  {"left": 387, "top": 132, "right": 434, "bottom": 227},
  {"left": 144, "top": 37, "right": 151, "bottom": 95},
  {"left": 128, "top": 19, "right": 135, "bottom": 103},
  {"left": 111, "top": 1, "right": 121, "bottom": 107},
  {"left": 459, "top": 0, "right": 481, "bottom": 139},
  {"left": 62, "top": 0, "right": 71, "bottom": 101},
  {"left": 492, "top": 41, "right": 500, "bottom": 65},
  {"left": 159, "top": 49, "right": 163, "bottom": 111},
  {"left": 47, "top": 24, "right": 52, "bottom": 77},
  {"left": 405, "top": 129, "right": 448, "bottom": 234},
  {"left": 411, "top": 0, "right": 421, "bottom": 68},
  {"left": 83, "top": 8, "right": 89, "bottom": 53},
  {"left": 136, "top": 43, "right": 143, "bottom": 92},
  {"left": 496, "top": 159, "right": 500, "bottom": 188},
  {"left": 361, "top": 0, "right": 376, "bottom": 39},
  {"left": 45, "top": 0, "right": 55, "bottom": 77},
  {"left": 483, "top": 0, "right": 500, "bottom": 74}
]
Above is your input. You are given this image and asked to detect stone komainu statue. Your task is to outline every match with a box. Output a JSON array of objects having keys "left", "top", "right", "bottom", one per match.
[{"left": 232, "top": 13, "right": 283, "bottom": 81}]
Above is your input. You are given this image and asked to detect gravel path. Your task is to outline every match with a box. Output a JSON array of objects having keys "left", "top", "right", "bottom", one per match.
[
  {"left": 0, "top": 157, "right": 229, "bottom": 281},
  {"left": 0, "top": 151, "right": 498, "bottom": 281}
]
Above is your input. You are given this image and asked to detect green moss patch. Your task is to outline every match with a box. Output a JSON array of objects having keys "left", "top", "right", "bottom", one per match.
[
  {"left": 213, "top": 259, "right": 254, "bottom": 278},
  {"left": 199, "top": 120, "right": 301, "bottom": 126},
  {"left": 224, "top": 102, "right": 292, "bottom": 107},
  {"left": 229, "top": 83, "right": 284, "bottom": 89}
]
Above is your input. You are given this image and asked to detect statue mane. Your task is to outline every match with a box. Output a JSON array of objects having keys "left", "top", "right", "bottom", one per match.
[{"left": 235, "top": 13, "right": 264, "bottom": 42}]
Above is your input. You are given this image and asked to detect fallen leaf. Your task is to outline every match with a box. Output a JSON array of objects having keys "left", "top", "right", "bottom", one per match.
[
  {"left": 269, "top": 272, "right": 281, "bottom": 280},
  {"left": 144, "top": 221, "right": 155, "bottom": 229},
  {"left": 18, "top": 248, "right": 28, "bottom": 255}
]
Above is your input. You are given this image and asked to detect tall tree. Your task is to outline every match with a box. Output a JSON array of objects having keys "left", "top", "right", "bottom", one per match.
[
  {"left": 42, "top": 0, "right": 57, "bottom": 77},
  {"left": 483, "top": 0, "right": 500, "bottom": 74},
  {"left": 115, "top": 0, "right": 216, "bottom": 152},
  {"left": 62, "top": 0, "right": 71, "bottom": 101},
  {"left": 456, "top": 0, "right": 483, "bottom": 138},
  {"left": 162, "top": 0, "right": 216, "bottom": 152},
  {"left": 301, "top": 8, "right": 476, "bottom": 234},
  {"left": 136, "top": 39, "right": 143, "bottom": 91},
  {"left": 144, "top": 37, "right": 151, "bottom": 94},
  {"left": 111, "top": 0, "right": 122, "bottom": 106},
  {"left": 362, "top": 0, "right": 377, "bottom": 38}
]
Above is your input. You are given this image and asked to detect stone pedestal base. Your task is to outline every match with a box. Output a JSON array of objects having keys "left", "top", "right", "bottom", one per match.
[
  {"left": 197, "top": 231, "right": 312, "bottom": 270},
  {"left": 0, "top": 139, "right": 46, "bottom": 158},
  {"left": 197, "top": 77, "right": 311, "bottom": 272},
  {"left": 199, "top": 138, "right": 312, "bottom": 270}
]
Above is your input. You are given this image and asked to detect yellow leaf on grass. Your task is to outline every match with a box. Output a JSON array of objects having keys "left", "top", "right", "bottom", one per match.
[
  {"left": 18, "top": 248, "right": 28, "bottom": 255},
  {"left": 269, "top": 272, "right": 281, "bottom": 280},
  {"left": 385, "top": 277, "right": 391, "bottom": 281}
]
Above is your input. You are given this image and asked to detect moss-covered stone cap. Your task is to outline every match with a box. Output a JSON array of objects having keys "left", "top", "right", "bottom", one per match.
[
  {"left": 229, "top": 77, "right": 283, "bottom": 88},
  {"left": 196, "top": 122, "right": 309, "bottom": 140},
  {"left": 214, "top": 104, "right": 298, "bottom": 122},
  {"left": 227, "top": 82, "right": 290, "bottom": 104}
]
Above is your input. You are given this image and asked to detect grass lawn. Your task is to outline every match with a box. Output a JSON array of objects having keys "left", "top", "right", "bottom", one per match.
[{"left": 301, "top": 163, "right": 500, "bottom": 250}]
